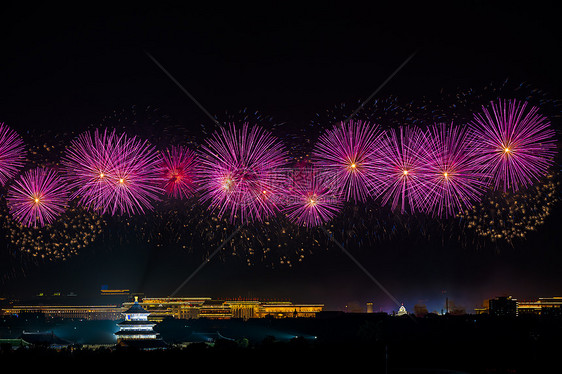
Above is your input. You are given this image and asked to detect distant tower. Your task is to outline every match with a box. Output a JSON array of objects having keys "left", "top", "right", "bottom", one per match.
[
  {"left": 115, "top": 296, "right": 167, "bottom": 349},
  {"left": 366, "top": 302, "right": 374, "bottom": 313}
]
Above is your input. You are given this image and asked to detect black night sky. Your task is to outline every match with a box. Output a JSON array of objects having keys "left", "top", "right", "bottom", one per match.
[{"left": 1, "top": 2, "right": 562, "bottom": 313}]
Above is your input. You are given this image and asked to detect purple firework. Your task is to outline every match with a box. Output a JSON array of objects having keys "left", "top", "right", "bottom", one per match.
[
  {"left": 374, "top": 126, "right": 428, "bottom": 213},
  {"left": 62, "top": 129, "right": 116, "bottom": 211},
  {"left": 62, "top": 128, "right": 163, "bottom": 215},
  {"left": 418, "top": 123, "right": 490, "bottom": 218},
  {"left": 283, "top": 166, "right": 343, "bottom": 227},
  {"left": 469, "top": 99, "right": 557, "bottom": 192},
  {"left": 198, "top": 123, "right": 287, "bottom": 223},
  {"left": 106, "top": 133, "right": 164, "bottom": 215},
  {"left": 6, "top": 168, "right": 69, "bottom": 227},
  {"left": 312, "top": 120, "right": 382, "bottom": 202},
  {"left": 159, "top": 145, "right": 198, "bottom": 199},
  {"left": 0, "top": 122, "right": 26, "bottom": 186}
]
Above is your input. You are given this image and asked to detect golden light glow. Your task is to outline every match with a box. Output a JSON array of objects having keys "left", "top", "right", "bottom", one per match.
[
  {"left": 99, "top": 172, "right": 104, "bottom": 178},
  {"left": 443, "top": 172, "right": 449, "bottom": 179},
  {"left": 350, "top": 163, "right": 356, "bottom": 169},
  {"left": 34, "top": 197, "right": 40, "bottom": 204},
  {"left": 504, "top": 147, "right": 510, "bottom": 153},
  {"left": 119, "top": 178, "right": 125, "bottom": 184},
  {"left": 223, "top": 178, "right": 232, "bottom": 190},
  {"left": 403, "top": 169, "right": 409, "bottom": 176}
]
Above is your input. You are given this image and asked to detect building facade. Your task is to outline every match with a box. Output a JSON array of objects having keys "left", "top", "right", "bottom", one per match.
[
  {"left": 489, "top": 296, "right": 518, "bottom": 317},
  {"left": 122, "top": 297, "right": 324, "bottom": 321},
  {"left": 476, "top": 296, "right": 562, "bottom": 316},
  {"left": 1, "top": 297, "right": 324, "bottom": 321},
  {"left": 1, "top": 305, "right": 125, "bottom": 320},
  {"left": 514, "top": 297, "right": 562, "bottom": 316}
]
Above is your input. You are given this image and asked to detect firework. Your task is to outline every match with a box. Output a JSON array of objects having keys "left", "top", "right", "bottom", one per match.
[
  {"left": 418, "top": 123, "right": 490, "bottom": 218},
  {"left": 62, "top": 129, "right": 116, "bottom": 211},
  {"left": 283, "top": 166, "right": 343, "bottom": 227},
  {"left": 159, "top": 145, "right": 199, "bottom": 199},
  {"left": 198, "top": 123, "right": 288, "bottom": 223},
  {"left": 6, "top": 168, "right": 69, "bottom": 227},
  {"left": 374, "top": 126, "right": 428, "bottom": 213},
  {"left": 101, "top": 131, "right": 163, "bottom": 215},
  {"left": 1, "top": 200, "right": 105, "bottom": 261},
  {"left": 0, "top": 122, "right": 26, "bottom": 185},
  {"left": 457, "top": 173, "right": 559, "bottom": 243},
  {"left": 62, "top": 128, "right": 163, "bottom": 215},
  {"left": 312, "top": 120, "right": 382, "bottom": 202},
  {"left": 469, "top": 99, "right": 557, "bottom": 192}
]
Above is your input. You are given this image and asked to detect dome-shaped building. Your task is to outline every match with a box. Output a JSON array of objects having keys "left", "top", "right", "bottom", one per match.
[{"left": 397, "top": 304, "right": 408, "bottom": 316}]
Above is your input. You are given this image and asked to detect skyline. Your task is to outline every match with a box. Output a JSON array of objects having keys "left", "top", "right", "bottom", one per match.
[{"left": 1, "top": 3, "right": 562, "bottom": 320}]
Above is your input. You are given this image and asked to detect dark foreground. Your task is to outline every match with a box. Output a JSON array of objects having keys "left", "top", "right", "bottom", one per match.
[{"left": 2, "top": 312, "right": 561, "bottom": 373}]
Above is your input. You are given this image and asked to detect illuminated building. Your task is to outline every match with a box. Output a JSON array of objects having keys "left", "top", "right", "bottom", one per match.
[
  {"left": 513, "top": 297, "right": 562, "bottom": 316},
  {"left": 258, "top": 301, "right": 322, "bottom": 319},
  {"left": 474, "top": 307, "right": 488, "bottom": 315},
  {"left": 396, "top": 304, "right": 407, "bottom": 316},
  {"left": 1, "top": 297, "right": 324, "bottom": 321},
  {"left": 475, "top": 296, "right": 562, "bottom": 316},
  {"left": 1, "top": 305, "right": 125, "bottom": 320},
  {"left": 366, "top": 302, "right": 374, "bottom": 313},
  {"left": 474, "top": 299, "right": 490, "bottom": 315},
  {"left": 115, "top": 297, "right": 167, "bottom": 350},
  {"left": 198, "top": 299, "right": 232, "bottom": 319},
  {"left": 100, "top": 286, "right": 130, "bottom": 297},
  {"left": 122, "top": 297, "right": 324, "bottom": 321},
  {"left": 99, "top": 286, "right": 134, "bottom": 305}
]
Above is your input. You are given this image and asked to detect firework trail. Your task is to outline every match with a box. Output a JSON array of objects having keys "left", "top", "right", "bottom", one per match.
[
  {"left": 62, "top": 129, "right": 116, "bottom": 211},
  {"left": 0, "top": 122, "right": 26, "bottom": 185},
  {"left": 0, "top": 82, "right": 559, "bottom": 272},
  {"left": 312, "top": 120, "right": 382, "bottom": 202},
  {"left": 63, "top": 128, "right": 163, "bottom": 215},
  {"left": 1, "top": 200, "right": 105, "bottom": 261},
  {"left": 159, "top": 145, "right": 199, "bottom": 199},
  {"left": 457, "top": 173, "right": 559, "bottom": 244},
  {"left": 374, "top": 126, "right": 429, "bottom": 213},
  {"left": 104, "top": 131, "right": 164, "bottom": 215},
  {"left": 282, "top": 164, "right": 343, "bottom": 227},
  {"left": 469, "top": 99, "right": 557, "bottom": 192},
  {"left": 419, "top": 122, "right": 490, "bottom": 218},
  {"left": 198, "top": 123, "right": 288, "bottom": 223},
  {"left": 6, "top": 168, "right": 69, "bottom": 227}
]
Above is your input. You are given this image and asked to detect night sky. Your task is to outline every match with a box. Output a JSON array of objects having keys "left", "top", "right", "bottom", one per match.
[{"left": 1, "top": 2, "right": 562, "bottom": 313}]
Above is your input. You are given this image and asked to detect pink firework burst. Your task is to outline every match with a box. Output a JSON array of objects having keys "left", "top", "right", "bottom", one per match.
[
  {"left": 6, "top": 168, "right": 69, "bottom": 227},
  {"left": 374, "top": 126, "right": 428, "bottom": 213},
  {"left": 62, "top": 128, "right": 163, "bottom": 215},
  {"left": 418, "top": 123, "right": 490, "bottom": 218},
  {"left": 469, "top": 99, "right": 557, "bottom": 192},
  {"left": 0, "top": 122, "right": 26, "bottom": 186},
  {"left": 198, "top": 123, "right": 288, "bottom": 223},
  {"left": 159, "top": 145, "right": 198, "bottom": 199},
  {"left": 106, "top": 133, "right": 164, "bottom": 215},
  {"left": 62, "top": 129, "right": 116, "bottom": 211},
  {"left": 312, "top": 120, "right": 382, "bottom": 202},
  {"left": 283, "top": 166, "right": 343, "bottom": 227}
]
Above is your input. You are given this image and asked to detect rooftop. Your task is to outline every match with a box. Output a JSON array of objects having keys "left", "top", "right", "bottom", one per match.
[{"left": 123, "top": 297, "right": 150, "bottom": 315}]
